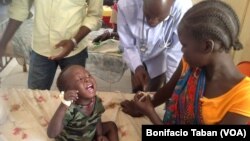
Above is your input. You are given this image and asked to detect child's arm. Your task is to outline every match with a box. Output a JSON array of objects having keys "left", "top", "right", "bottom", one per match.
[
  {"left": 95, "top": 120, "right": 110, "bottom": 141},
  {"left": 47, "top": 90, "right": 78, "bottom": 138},
  {"left": 47, "top": 103, "right": 68, "bottom": 138},
  {"left": 95, "top": 119, "right": 103, "bottom": 138},
  {"left": 95, "top": 97, "right": 108, "bottom": 141}
]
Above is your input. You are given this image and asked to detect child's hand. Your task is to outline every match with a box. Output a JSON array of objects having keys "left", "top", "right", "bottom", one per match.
[
  {"left": 64, "top": 90, "right": 79, "bottom": 102},
  {"left": 120, "top": 100, "right": 144, "bottom": 117},
  {"left": 96, "top": 135, "right": 109, "bottom": 141}
]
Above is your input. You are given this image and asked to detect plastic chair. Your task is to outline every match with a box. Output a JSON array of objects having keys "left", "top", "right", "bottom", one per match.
[{"left": 237, "top": 61, "right": 250, "bottom": 76}]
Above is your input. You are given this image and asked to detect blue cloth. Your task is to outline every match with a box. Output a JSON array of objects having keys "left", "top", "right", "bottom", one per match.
[
  {"left": 163, "top": 67, "right": 206, "bottom": 124},
  {"left": 117, "top": 0, "right": 192, "bottom": 81},
  {"left": 28, "top": 49, "right": 88, "bottom": 90}
]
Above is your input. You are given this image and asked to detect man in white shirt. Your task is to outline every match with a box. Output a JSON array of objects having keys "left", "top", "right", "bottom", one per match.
[
  {"left": 118, "top": 0, "right": 192, "bottom": 92},
  {"left": 0, "top": 0, "right": 103, "bottom": 90}
]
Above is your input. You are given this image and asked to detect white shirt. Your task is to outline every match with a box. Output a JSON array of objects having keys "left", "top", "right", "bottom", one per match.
[{"left": 117, "top": 0, "right": 192, "bottom": 81}]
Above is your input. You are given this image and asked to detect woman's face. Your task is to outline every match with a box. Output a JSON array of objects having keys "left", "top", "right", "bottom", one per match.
[
  {"left": 179, "top": 28, "right": 207, "bottom": 68},
  {"left": 64, "top": 66, "right": 97, "bottom": 100}
]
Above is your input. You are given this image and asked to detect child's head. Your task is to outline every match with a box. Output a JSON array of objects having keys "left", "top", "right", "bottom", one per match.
[
  {"left": 57, "top": 65, "right": 97, "bottom": 99},
  {"left": 178, "top": 0, "right": 243, "bottom": 67}
]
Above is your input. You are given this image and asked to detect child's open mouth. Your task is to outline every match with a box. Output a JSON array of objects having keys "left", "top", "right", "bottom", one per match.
[{"left": 86, "top": 84, "right": 94, "bottom": 93}]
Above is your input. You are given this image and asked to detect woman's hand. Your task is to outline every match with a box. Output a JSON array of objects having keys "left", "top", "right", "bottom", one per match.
[{"left": 133, "top": 93, "right": 154, "bottom": 117}]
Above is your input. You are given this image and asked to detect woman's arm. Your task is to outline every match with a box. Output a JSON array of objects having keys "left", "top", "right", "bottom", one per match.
[
  {"left": 151, "top": 60, "right": 183, "bottom": 107},
  {"left": 149, "top": 61, "right": 183, "bottom": 124},
  {"left": 219, "top": 112, "right": 250, "bottom": 125},
  {"left": 134, "top": 95, "right": 164, "bottom": 125},
  {"left": 121, "top": 60, "right": 183, "bottom": 118},
  {"left": 132, "top": 61, "right": 183, "bottom": 125}
]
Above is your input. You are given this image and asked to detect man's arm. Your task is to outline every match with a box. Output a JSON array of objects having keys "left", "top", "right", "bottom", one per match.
[
  {"left": 117, "top": 2, "right": 142, "bottom": 73},
  {"left": 82, "top": 0, "right": 103, "bottom": 31},
  {"left": 48, "top": 26, "right": 92, "bottom": 60},
  {"left": 0, "top": 0, "right": 33, "bottom": 57},
  {"left": 74, "top": 0, "right": 104, "bottom": 45},
  {"left": 49, "top": 0, "right": 103, "bottom": 60},
  {"left": 117, "top": 2, "right": 150, "bottom": 91},
  {"left": 0, "top": 19, "right": 22, "bottom": 57}
]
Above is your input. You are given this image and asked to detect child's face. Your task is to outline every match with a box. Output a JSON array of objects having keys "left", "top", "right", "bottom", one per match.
[
  {"left": 63, "top": 66, "right": 97, "bottom": 100},
  {"left": 179, "top": 28, "right": 208, "bottom": 67}
]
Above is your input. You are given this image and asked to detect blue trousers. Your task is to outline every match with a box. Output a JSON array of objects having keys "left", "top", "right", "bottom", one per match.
[{"left": 28, "top": 49, "right": 88, "bottom": 90}]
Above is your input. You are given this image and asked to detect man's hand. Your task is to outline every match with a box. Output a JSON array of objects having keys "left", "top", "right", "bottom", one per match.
[
  {"left": 120, "top": 100, "right": 144, "bottom": 117},
  {"left": 134, "top": 66, "right": 149, "bottom": 91},
  {"left": 48, "top": 39, "right": 75, "bottom": 60}
]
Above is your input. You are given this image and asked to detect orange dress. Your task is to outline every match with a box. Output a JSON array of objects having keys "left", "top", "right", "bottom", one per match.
[
  {"left": 201, "top": 77, "right": 250, "bottom": 124},
  {"left": 163, "top": 58, "right": 250, "bottom": 124}
]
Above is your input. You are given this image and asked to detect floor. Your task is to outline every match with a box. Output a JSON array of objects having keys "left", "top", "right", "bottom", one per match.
[{"left": 0, "top": 58, "right": 132, "bottom": 93}]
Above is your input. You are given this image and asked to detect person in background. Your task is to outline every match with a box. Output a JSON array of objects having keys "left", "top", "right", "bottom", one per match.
[
  {"left": 117, "top": 0, "right": 192, "bottom": 93},
  {"left": 122, "top": 0, "right": 250, "bottom": 124},
  {"left": 93, "top": 0, "right": 119, "bottom": 43},
  {"left": 47, "top": 65, "right": 119, "bottom": 141},
  {"left": 0, "top": 0, "right": 11, "bottom": 5},
  {"left": 104, "top": 0, "right": 114, "bottom": 6},
  {"left": 0, "top": 0, "right": 103, "bottom": 90}
]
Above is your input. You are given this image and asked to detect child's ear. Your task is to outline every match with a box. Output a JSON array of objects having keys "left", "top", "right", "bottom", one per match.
[{"left": 203, "top": 39, "right": 214, "bottom": 54}]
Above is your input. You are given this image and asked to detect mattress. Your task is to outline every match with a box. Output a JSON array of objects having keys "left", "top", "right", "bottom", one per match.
[{"left": 0, "top": 88, "right": 165, "bottom": 141}]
